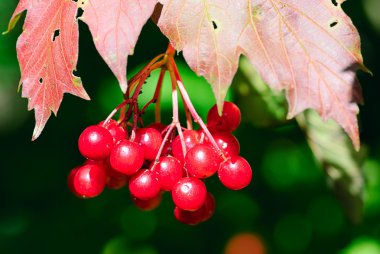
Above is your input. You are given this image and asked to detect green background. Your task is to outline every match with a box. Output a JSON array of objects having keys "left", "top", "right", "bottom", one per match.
[{"left": 1, "top": 1, "right": 380, "bottom": 253}]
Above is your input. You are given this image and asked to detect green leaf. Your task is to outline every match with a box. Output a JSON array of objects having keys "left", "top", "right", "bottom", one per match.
[
  {"left": 233, "top": 57, "right": 287, "bottom": 127},
  {"left": 296, "top": 110, "right": 365, "bottom": 223},
  {"left": 234, "top": 58, "right": 365, "bottom": 223}
]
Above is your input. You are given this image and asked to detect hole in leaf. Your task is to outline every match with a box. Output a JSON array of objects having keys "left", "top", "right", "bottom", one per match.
[
  {"left": 52, "top": 29, "right": 60, "bottom": 41},
  {"left": 76, "top": 7, "right": 84, "bottom": 19},
  {"left": 330, "top": 21, "right": 338, "bottom": 28},
  {"left": 212, "top": 21, "right": 218, "bottom": 30},
  {"left": 71, "top": 0, "right": 78, "bottom": 2},
  {"left": 331, "top": 0, "right": 338, "bottom": 6},
  {"left": 39, "top": 78, "right": 43, "bottom": 84}
]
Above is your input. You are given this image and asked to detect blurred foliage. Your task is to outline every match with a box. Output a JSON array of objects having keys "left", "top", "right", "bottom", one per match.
[
  {"left": 235, "top": 57, "right": 365, "bottom": 224},
  {"left": 233, "top": 58, "right": 287, "bottom": 128},
  {"left": 1, "top": 0, "right": 380, "bottom": 254},
  {"left": 363, "top": 0, "right": 380, "bottom": 33},
  {"left": 297, "top": 110, "right": 364, "bottom": 224}
]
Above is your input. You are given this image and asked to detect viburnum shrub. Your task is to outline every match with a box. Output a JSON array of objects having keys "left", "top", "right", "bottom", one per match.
[{"left": 4, "top": 1, "right": 368, "bottom": 225}]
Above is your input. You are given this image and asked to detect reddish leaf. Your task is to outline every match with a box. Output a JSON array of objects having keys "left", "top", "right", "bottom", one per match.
[
  {"left": 158, "top": 0, "right": 241, "bottom": 108},
  {"left": 80, "top": 0, "right": 158, "bottom": 92},
  {"left": 157, "top": 0, "right": 367, "bottom": 149},
  {"left": 6, "top": 0, "right": 89, "bottom": 140}
]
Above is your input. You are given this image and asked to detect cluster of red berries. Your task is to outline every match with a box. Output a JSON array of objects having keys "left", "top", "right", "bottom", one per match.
[{"left": 68, "top": 102, "right": 252, "bottom": 225}]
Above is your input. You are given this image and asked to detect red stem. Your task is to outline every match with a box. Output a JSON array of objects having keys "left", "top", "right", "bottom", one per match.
[
  {"left": 140, "top": 68, "right": 166, "bottom": 119},
  {"left": 168, "top": 61, "right": 189, "bottom": 176},
  {"left": 153, "top": 123, "right": 175, "bottom": 163},
  {"left": 103, "top": 99, "right": 131, "bottom": 126},
  {"left": 179, "top": 91, "right": 193, "bottom": 130},
  {"left": 168, "top": 57, "right": 226, "bottom": 160},
  {"left": 125, "top": 53, "right": 165, "bottom": 98}
]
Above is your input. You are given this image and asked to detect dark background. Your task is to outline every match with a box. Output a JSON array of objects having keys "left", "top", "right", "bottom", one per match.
[{"left": 1, "top": 1, "right": 380, "bottom": 253}]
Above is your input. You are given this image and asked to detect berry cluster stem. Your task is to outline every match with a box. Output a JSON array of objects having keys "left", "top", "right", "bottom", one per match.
[
  {"left": 167, "top": 57, "right": 226, "bottom": 160},
  {"left": 70, "top": 44, "right": 251, "bottom": 224},
  {"left": 102, "top": 43, "right": 226, "bottom": 161}
]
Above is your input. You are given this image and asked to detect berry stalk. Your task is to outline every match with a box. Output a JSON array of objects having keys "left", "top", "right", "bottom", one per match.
[
  {"left": 168, "top": 57, "right": 226, "bottom": 160},
  {"left": 68, "top": 44, "right": 252, "bottom": 226}
]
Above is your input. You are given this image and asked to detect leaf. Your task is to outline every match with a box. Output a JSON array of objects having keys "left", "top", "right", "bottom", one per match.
[
  {"left": 157, "top": 0, "right": 367, "bottom": 148},
  {"left": 297, "top": 110, "right": 365, "bottom": 223},
  {"left": 80, "top": 0, "right": 158, "bottom": 92},
  {"left": 235, "top": 57, "right": 365, "bottom": 222},
  {"left": 158, "top": 0, "right": 242, "bottom": 111},
  {"left": 233, "top": 57, "right": 287, "bottom": 127},
  {"left": 6, "top": 0, "right": 89, "bottom": 140}
]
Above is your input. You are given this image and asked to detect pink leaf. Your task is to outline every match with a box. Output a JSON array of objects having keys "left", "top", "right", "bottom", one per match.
[
  {"left": 80, "top": 0, "right": 158, "bottom": 92},
  {"left": 158, "top": 0, "right": 367, "bottom": 149},
  {"left": 7, "top": 0, "right": 89, "bottom": 140},
  {"left": 158, "top": 0, "right": 242, "bottom": 108}
]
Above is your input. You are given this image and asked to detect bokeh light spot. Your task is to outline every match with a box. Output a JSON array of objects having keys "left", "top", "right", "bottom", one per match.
[
  {"left": 340, "top": 237, "right": 380, "bottom": 254},
  {"left": 308, "top": 196, "right": 344, "bottom": 236},
  {"left": 120, "top": 205, "right": 157, "bottom": 241},
  {"left": 102, "top": 236, "right": 130, "bottom": 254},
  {"left": 0, "top": 213, "right": 29, "bottom": 237},
  {"left": 225, "top": 232, "right": 266, "bottom": 254},
  {"left": 274, "top": 214, "right": 312, "bottom": 253},
  {"left": 102, "top": 235, "right": 158, "bottom": 254},
  {"left": 262, "top": 140, "right": 320, "bottom": 191},
  {"left": 218, "top": 192, "right": 259, "bottom": 229},
  {"left": 363, "top": 159, "right": 380, "bottom": 217}
]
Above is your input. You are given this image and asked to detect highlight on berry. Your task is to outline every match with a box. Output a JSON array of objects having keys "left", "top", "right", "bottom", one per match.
[{"left": 68, "top": 46, "right": 252, "bottom": 225}]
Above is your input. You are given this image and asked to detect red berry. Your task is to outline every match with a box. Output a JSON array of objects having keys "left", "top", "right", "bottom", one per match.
[
  {"left": 110, "top": 140, "right": 144, "bottom": 175},
  {"left": 68, "top": 167, "right": 79, "bottom": 196},
  {"left": 151, "top": 156, "right": 183, "bottom": 191},
  {"left": 172, "top": 177, "right": 207, "bottom": 211},
  {"left": 99, "top": 119, "right": 127, "bottom": 143},
  {"left": 71, "top": 163, "right": 106, "bottom": 198},
  {"left": 78, "top": 125, "right": 114, "bottom": 160},
  {"left": 218, "top": 156, "right": 252, "bottom": 190},
  {"left": 207, "top": 102, "right": 241, "bottom": 132},
  {"left": 210, "top": 132, "right": 240, "bottom": 157},
  {"left": 173, "top": 192, "right": 216, "bottom": 225},
  {"left": 202, "top": 192, "right": 216, "bottom": 222},
  {"left": 84, "top": 159, "right": 105, "bottom": 166},
  {"left": 106, "top": 176, "right": 128, "bottom": 190},
  {"left": 172, "top": 130, "right": 201, "bottom": 162},
  {"left": 174, "top": 206, "right": 205, "bottom": 225},
  {"left": 135, "top": 128, "right": 163, "bottom": 161},
  {"left": 104, "top": 160, "right": 128, "bottom": 190},
  {"left": 129, "top": 169, "right": 161, "bottom": 200},
  {"left": 132, "top": 193, "right": 162, "bottom": 211},
  {"left": 185, "top": 144, "right": 220, "bottom": 178},
  {"left": 147, "top": 122, "right": 166, "bottom": 133}
]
